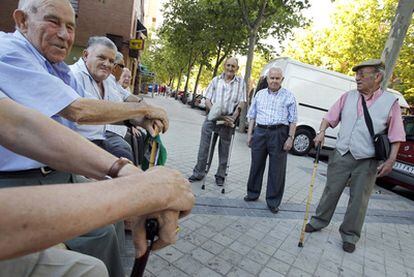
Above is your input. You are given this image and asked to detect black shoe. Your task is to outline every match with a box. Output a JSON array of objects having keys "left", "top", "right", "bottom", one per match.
[
  {"left": 342, "top": 242, "right": 356, "bottom": 253},
  {"left": 188, "top": 175, "right": 203, "bottom": 182},
  {"left": 268, "top": 206, "right": 279, "bottom": 214},
  {"left": 243, "top": 196, "right": 257, "bottom": 202},
  {"left": 304, "top": 223, "right": 320, "bottom": 233},
  {"left": 215, "top": 177, "right": 224, "bottom": 186}
]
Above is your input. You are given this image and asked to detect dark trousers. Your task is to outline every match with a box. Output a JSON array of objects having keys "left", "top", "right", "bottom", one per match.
[
  {"left": 99, "top": 131, "right": 134, "bottom": 161},
  {"left": 246, "top": 125, "right": 288, "bottom": 208}
]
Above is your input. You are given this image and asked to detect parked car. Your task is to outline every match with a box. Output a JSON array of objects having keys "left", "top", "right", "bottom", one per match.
[{"left": 377, "top": 115, "right": 414, "bottom": 191}]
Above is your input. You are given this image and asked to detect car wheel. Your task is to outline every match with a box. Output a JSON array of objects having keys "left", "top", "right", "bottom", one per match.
[{"left": 291, "top": 129, "right": 313, "bottom": 156}]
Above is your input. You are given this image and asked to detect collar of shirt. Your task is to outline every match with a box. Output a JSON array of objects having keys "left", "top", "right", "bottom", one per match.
[
  {"left": 267, "top": 87, "right": 284, "bottom": 95},
  {"left": 219, "top": 73, "right": 239, "bottom": 84}
]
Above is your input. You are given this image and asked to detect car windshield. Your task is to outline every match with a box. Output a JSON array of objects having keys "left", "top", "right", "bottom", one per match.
[{"left": 404, "top": 117, "right": 414, "bottom": 140}]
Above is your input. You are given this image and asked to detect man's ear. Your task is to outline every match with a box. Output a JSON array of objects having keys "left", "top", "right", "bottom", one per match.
[
  {"left": 82, "top": 49, "right": 88, "bottom": 60},
  {"left": 13, "top": 10, "right": 28, "bottom": 33}
]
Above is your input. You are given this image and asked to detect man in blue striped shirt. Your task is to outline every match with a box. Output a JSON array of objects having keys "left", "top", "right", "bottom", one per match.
[{"left": 244, "top": 67, "right": 297, "bottom": 214}]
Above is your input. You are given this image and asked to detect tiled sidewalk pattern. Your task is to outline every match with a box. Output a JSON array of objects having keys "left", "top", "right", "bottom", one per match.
[{"left": 122, "top": 95, "right": 414, "bottom": 277}]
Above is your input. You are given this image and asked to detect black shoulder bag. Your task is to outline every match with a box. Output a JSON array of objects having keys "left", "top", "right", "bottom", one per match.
[{"left": 361, "top": 95, "right": 390, "bottom": 161}]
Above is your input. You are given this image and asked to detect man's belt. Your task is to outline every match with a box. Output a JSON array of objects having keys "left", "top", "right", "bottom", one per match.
[
  {"left": 0, "top": 166, "right": 56, "bottom": 178},
  {"left": 256, "top": 124, "right": 286, "bottom": 130}
]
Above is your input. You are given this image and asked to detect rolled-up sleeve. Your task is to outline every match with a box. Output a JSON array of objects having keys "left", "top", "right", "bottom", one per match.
[
  {"left": 324, "top": 92, "right": 348, "bottom": 128},
  {"left": 388, "top": 102, "right": 406, "bottom": 143}
]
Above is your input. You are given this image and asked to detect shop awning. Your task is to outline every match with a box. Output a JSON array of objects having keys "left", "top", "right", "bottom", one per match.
[{"left": 136, "top": 20, "right": 148, "bottom": 37}]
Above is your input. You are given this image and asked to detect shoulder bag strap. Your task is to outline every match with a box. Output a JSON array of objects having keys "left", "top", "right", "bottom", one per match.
[{"left": 361, "top": 94, "right": 375, "bottom": 138}]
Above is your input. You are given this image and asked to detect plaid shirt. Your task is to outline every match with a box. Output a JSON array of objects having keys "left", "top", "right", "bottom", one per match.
[
  {"left": 248, "top": 87, "right": 297, "bottom": 125},
  {"left": 205, "top": 73, "right": 246, "bottom": 115}
]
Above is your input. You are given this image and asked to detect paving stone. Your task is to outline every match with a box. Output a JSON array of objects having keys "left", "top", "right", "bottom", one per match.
[
  {"left": 194, "top": 267, "right": 222, "bottom": 277},
  {"left": 191, "top": 247, "right": 215, "bottom": 264},
  {"left": 155, "top": 246, "right": 184, "bottom": 263},
  {"left": 287, "top": 266, "right": 313, "bottom": 277},
  {"left": 212, "top": 232, "right": 236, "bottom": 246},
  {"left": 201, "top": 239, "right": 225, "bottom": 255},
  {"left": 206, "top": 256, "right": 233, "bottom": 275},
  {"left": 217, "top": 248, "right": 243, "bottom": 265},
  {"left": 247, "top": 248, "right": 271, "bottom": 265},
  {"left": 259, "top": 267, "right": 285, "bottom": 277},
  {"left": 174, "top": 254, "right": 204, "bottom": 275},
  {"left": 146, "top": 254, "right": 170, "bottom": 274},
  {"left": 229, "top": 240, "right": 253, "bottom": 255},
  {"left": 173, "top": 239, "right": 198, "bottom": 253},
  {"left": 238, "top": 257, "right": 263, "bottom": 275},
  {"left": 226, "top": 266, "right": 255, "bottom": 277},
  {"left": 266, "top": 257, "right": 291, "bottom": 275},
  {"left": 156, "top": 264, "right": 189, "bottom": 277},
  {"left": 314, "top": 265, "right": 338, "bottom": 277},
  {"left": 182, "top": 232, "right": 209, "bottom": 246}
]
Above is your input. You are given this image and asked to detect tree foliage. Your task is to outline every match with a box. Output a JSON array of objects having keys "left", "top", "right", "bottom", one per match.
[{"left": 283, "top": 0, "right": 414, "bottom": 103}]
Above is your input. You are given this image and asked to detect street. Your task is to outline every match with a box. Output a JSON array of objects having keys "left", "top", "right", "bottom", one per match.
[{"left": 122, "top": 95, "right": 414, "bottom": 277}]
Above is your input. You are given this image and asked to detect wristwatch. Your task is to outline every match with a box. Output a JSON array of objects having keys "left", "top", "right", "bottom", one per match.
[
  {"left": 316, "top": 130, "right": 325, "bottom": 135},
  {"left": 288, "top": 135, "right": 294, "bottom": 139}
]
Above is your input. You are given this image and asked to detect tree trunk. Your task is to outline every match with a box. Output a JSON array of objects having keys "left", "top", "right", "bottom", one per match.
[
  {"left": 381, "top": 0, "right": 414, "bottom": 89},
  {"left": 191, "top": 63, "right": 204, "bottom": 108},
  {"left": 239, "top": 31, "right": 257, "bottom": 132},
  {"left": 175, "top": 69, "right": 183, "bottom": 100},
  {"left": 183, "top": 51, "right": 195, "bottom": 104},
  {"left": 212, "top": 42, "right": 223, "bottom": 78}
]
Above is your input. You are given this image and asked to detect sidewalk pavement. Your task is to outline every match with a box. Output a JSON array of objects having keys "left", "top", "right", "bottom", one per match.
[{"left": 123, "top": 95, "right": 414, "bottom": 277}]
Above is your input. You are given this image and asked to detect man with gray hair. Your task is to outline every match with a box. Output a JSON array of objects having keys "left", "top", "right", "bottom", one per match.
[
  {"left": 244, "top": 67, "right": 297, "bottom": 214},
  {"left": 0, "top": 1, "right": 170, "bottom": 276},
  {"left": 305, "top": 59, "right": 405, "bottom": 253},
  {"left": 70, "top": 37, "right": 141, "bottom": 161}
]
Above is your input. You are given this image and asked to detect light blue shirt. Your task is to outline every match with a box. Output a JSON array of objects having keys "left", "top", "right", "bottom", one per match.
[
  {"left": 0, "top": 31, "right": 82, "bottom": 171},
  {"left": 70, "top": 59, "right": 130, "bottom": 139},
  {"left": 248, "top": 87, "right": 297, "bottom": 125}
]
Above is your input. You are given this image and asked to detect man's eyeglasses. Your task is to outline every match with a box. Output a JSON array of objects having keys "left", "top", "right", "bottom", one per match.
[{"left": 355, "top": 70, "right": 378, "bottom": 78}]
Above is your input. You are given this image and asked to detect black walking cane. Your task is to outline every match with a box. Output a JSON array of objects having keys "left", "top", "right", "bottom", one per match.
[
  {"left": 298, "top": 143, "right": 321, "bottom": 247},
  {"left": 130, "top": 218, "right": 159, "bottom": 277}
]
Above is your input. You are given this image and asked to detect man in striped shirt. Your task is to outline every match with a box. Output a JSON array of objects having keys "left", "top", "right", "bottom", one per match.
[
  {"left": 244, "top": 67, "right": 298, "bottom": 214},
  {"left": 189, "top": 57, "right": 247, "bottom": 185}
]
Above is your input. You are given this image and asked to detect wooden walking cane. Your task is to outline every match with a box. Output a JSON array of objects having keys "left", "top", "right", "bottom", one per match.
[
  {"left": 298, "top": 143, "right": 321, "bottom": 247},
  {"left": 149, "top": 129, "right": 159, "bottom": 168},
  {"left": 130, "top": 219, "right": 159, "bottom": 277}
]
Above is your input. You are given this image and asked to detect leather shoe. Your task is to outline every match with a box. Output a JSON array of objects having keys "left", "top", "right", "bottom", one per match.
[
  {"left": 188, "top": 175, "right": 203, "bottom": 182},
  {"left": 268, "top": 206, "right": 279, "bottom": 214},
  {"left": 342, "top": 242, "right": 356, "bottom": 253},
  {"left": 243, "top": 196, "right": 257, "bottom": 202},
  {"left": 304, "top": 223, "right": 320, "bottom": 233}
]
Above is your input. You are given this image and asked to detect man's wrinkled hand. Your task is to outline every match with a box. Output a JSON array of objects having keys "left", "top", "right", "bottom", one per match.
[
  {"left": 131, "top": 210, "right": 180, "bottom": 258},
  {"left": 376, "top": 159, "right": 394, "bottom": 177},
  {"left": 313, "top": 133, "right": 325, "bottom": 147},
  {"left": 145, "top": 167, "right": 195, "bottom": 213},
  {"left": 283, "top": 137, "right": 293, "bottom": 151},
  {"left": 145, "top": 107, "right": 169, "bottom": 133}
]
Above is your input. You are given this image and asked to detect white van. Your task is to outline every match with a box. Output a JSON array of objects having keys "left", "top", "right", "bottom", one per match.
[{"left": 259, "top": 57, "right": 409, "bottom": 155}]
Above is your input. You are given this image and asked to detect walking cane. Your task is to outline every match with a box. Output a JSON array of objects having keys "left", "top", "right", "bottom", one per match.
[
  {"left": 298, "top": 143, "right": 321, "bottom": 247},
  {"left": 131, "top": 128, "right": 160, "bottom": 276},
  {"left": 130, "top": 219, "right": 159, "bottom": 277}
]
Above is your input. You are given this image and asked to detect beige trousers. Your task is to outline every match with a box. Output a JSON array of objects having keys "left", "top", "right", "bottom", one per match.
[{"left": 0, "top": 247, "right": 108, "bottom": 277}]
